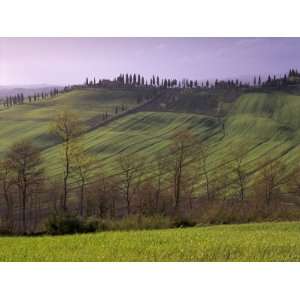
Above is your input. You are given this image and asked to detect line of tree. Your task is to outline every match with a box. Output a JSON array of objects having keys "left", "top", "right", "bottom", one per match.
[
  {"left": 1, "top": 87, "right": 72, "bottom": 109},
  {"left": 3, "top": 93, "right": 25, "bottom": 107},
  {"left": 84, "top": 74, "right": 179, "bottom": 89},
  {"left": 82, "top": 68, "right": 300, "bottom": 91}
]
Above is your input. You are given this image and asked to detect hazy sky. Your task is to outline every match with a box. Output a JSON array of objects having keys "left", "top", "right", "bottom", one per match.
[{"left": 1, "top": 37, "right": 300, "bottom": 86}]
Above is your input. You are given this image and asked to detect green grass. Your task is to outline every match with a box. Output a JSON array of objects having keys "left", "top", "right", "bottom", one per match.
[
  {"left": 43, "top": 111, "right": 219, "bottom": 177},
  {"left": 1, "top": 222, "right": 300, "bottom": 261},
  {"left": 0, "top": 88, "right": 144, "bottom": 154}
]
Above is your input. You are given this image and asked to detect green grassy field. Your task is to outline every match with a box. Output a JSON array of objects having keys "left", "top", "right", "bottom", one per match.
[{"left": 1, "top": 222, "right": 300, "bottom": 261}]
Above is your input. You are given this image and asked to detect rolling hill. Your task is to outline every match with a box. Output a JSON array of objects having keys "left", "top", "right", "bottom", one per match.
[{"left": 0, "top": 86, "right": 300, "bottom": 196}]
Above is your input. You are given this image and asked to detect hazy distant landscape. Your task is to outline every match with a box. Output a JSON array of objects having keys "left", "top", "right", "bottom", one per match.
[{"left": 0, "top": 85, "right": 62, "bottom": 99}]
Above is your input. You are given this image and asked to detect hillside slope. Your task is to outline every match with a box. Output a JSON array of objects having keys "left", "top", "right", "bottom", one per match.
[
  {"left": 0, "top": 87, "right": 300, "bottom": 195},
  {"left": 0, "top": 88, "right": 152, "bottom": 153}
]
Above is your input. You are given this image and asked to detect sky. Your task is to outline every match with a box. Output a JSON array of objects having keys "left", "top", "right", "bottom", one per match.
[{"left": 1, "top": 37, "right": 300, "bottom": 86}]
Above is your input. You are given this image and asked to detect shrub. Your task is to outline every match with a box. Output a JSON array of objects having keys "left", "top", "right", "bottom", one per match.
[
  {"left": 83, "top": 217, "right": 99, "bottom": 233},
  {"left": 46, "top": 214, "right": 98, "bottom": 235},
  {"left": 99, "top": 215, "right": 173, "bottom": 231},
  {"left": 46, "top": 214, "right": 189, "bottom": 235},
  {"left": 172, "top": 217, "right": 196, "bottom": 228}
]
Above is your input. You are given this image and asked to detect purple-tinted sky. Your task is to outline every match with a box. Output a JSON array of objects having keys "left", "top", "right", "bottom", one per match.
[{"left": 1, "top": 37, "right": 300, "bottom": 86}]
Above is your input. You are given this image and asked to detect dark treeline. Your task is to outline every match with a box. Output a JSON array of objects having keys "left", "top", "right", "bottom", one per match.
[
  {"left": 83, "top": 74, "right": 179, "bottom": 89},
  {"left": 82, "top": 68, "right": 300, "bottom": 90}
]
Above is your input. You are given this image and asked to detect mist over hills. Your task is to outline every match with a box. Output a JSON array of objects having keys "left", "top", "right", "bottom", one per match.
[{"left": 0, "top": 84, "right": 63, "bottom": 98}]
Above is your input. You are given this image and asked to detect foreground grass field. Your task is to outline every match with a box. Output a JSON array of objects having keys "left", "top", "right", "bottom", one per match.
[{"left": 1, "top": 222, "right": 300, "bottom": 261}]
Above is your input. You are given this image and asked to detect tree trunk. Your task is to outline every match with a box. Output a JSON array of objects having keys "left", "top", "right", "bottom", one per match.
[
  {"left": 22, "top": 188, "right": 27, "bottom": 234},
  {"left": 175, "top": 165, "right": 182, "bottom": 210},
  {"left": 63, "top": 141, "right": 70, "bottom": 212},
  {"left": 204, "top": 172, "right": 210, "bottom": 201},
  {"left": 63, "top": 173, "right": 68, "bottom": 211},
  {"left": 79, "top": 179, "right": 85, "bottom": 217},
  {"left": 155, "top": 178, "right": 161, "bottom": 212},
  {"left": 3, "top": 186, "right": 13, "bottom": 233},
  {"left": 126, "top": 182, "right": 131, "bottom": 215},
  {"left": 110, "top": 198, "right": 115, "bottom": 219}
]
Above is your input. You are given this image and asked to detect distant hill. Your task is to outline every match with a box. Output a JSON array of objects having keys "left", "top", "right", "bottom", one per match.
[{"left": 0, "top": 84, "right": 63, "bottom": 98}]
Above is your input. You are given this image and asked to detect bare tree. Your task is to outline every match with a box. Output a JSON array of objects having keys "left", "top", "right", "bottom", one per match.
[
  {"left": 6, "top": 140, "right": 44, "bottom": 234},
  {"left": 0, "top": 160, "right": 15, "bottom": 232},
  {"left": 50, "top": 110, "right": 85, "bottom": 211},
  {"left": 213, "top": 163, "right": 232, "bottom": 202},
  {"left": 198, "top": 142, "right": 211, "bottom": 201},
  {"left": 154, "top": 153, "right": 168, "bottom": 212},
  {"left": 72, "top": 143, "right": 95, "bottom": 216},
  {"left": 87, "top": 174, "right": 120, "bottom": 218},
  {"left": 253, "top": 158, "right": 286, "bottom": 207},
  {"left": 230, "top": 144, "right": 249, "bottom": 201},
  {"left": 117, "top": 153, "right": 145, "bottom": 215},
  {"left": 168, "top": 131, "right": 194, "bottom": 211},
  {"left": 286, "top": 165, "right": 300, "bottom": 205},
  {"left": 182, "top": 167, "right": 198, "bottom": 210}
]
